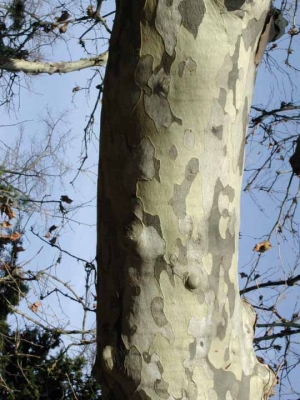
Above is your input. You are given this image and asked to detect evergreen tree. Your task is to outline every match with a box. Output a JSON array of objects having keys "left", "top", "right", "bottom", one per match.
[{"left": 0, "top": 206, "right": 101, "bottom": 399}]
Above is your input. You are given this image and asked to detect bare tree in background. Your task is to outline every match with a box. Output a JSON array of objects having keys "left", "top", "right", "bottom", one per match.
[{"left": 1, "top": 0, "right": 300, "bottom": 398}]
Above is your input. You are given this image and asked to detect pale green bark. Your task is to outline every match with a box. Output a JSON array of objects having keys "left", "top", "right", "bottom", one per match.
[{"left": 96, "top": 1, "right": 276, "bottom": 399}]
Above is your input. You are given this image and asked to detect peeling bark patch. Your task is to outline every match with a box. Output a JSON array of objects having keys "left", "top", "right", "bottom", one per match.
[
  {"left": 178, "top": 57, "right": 197, "bottom": 77},
  {"left": 178, "top": 0, "right": 206, "bottom": 39},
  {"left": 209, "top": 363, "right": 251, "bottom": 400},
  {"left": 178, "top": 61, "right": 185, "bottom": 77},
  {"left": 177, "top": 238, "right": 188, "bottom": 265},
  {"left": 186, "top": 56, "right": 197, "bottom": 72},
  {"left": 135, "top": 54, "right": 154, "bottom": 96},
  {"left": 143, "top": 352, "right": 151, "bottom": 363},
  {"left": 136, "top": 55, "right": 181, "bottom": 132},
  {"left": 212, "top": 125, "right": 223, "bottom": 140},
  {"left": 124, "top": 137, "right": 157, "bottom": 182},
  {"left": 143, "top": 212, "right": 163, "bottom": 238},
  {"left": 184, "top": 129, "right": 195, "bottom": 150},
  {"left": 216, "top": 307, "right": 228, "bottom": 340},
  {"left": 189, "top": 338, "right": 197, "bottom": 360},
  {"left": 154, "top": 256, "right": 167, "bottom": 281},
  {"left": 170, "top": 158, "right": 199, "bottom": 219},
  {"left": 178, "top": 214, "right": 193, "bottom": 235},
  {"left": 186, "top": 380, "right": 198, "bottom": 400},
  {"left": 242, "top": 14, "right": 267, "bottom": 51},
  {"left": 144, "top": 67, "right": 182, "bottom": 131},
  {"left": 218, "top": 88, "right": 227, "bottom": 109},
  {"left": 242, "top": 18, "right": 260, "bottom": 51},
  {"left": 125, "top": 215, "right": 144, "bottom": 243},
  {"left": 154, "top": 158, "right": 161, "bottom": 182},
  {"left": 228, "top": 37, "right": 241, "bottom": 109},
  {"left": 169, "top": 144, "right": 178, "bottom": 160},
  {"left": 138, "top": 137, "right": 157, "bottom": 180},
  {"left": 155, "top": 0, "right": 182, "bottom": 56},
  {"left": 154, "top": 379, "right": 169, "bottom": 399},
  {"left": 137, "top": 389, "right": 152, "bottom": 400},
  {"left": 224, "top": 0, "right": 246, "bottom": 11},
  {"left": 151, "top": 297, "right": 168, "bottom": 327},
  {"left": 124, "top": 346, "right": 142, "bottom": 391},
  {"left": 208, "top": 179, "right": 235, "bottom": 294}
]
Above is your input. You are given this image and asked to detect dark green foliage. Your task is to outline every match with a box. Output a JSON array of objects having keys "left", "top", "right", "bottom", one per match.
[
  {"left": 0, "top": 232, "right": 101, "bottom": 399},
  {"left": 0, "top": 328, "right": 101, "bottom": 399}
]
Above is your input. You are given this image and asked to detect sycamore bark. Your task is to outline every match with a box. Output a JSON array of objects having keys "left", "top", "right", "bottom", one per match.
[{"left": 96, "top": 1, "right": 275, "bottom": 399}]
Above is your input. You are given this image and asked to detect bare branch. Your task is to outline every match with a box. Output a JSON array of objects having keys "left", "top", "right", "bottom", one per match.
[{"left": 0, "top": 52, "right": 108, "bottom": 75}]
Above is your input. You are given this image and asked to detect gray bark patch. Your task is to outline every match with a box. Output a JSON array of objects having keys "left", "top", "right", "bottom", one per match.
[
  {"left": 135, "top": 55, "right": 154, "bottom": 96},
  {"left": 124, "top": 137, "right": 158, "bottom": 182},
  {"left": 124, "top": 346, "right": 142, "bottom": 391},
  {"left": 178, "top": 57, "right": 197, "bottom": 77},
  {"left": 170, "top": 158, "right": 199, "bottom": 219},
  {"left": 189, "top": 338, "right": 197, "bottom": 360},
  {"left": 184, "top": 129, "right": 195, "bottom": 149},
  {"left": 169, "top": 144, "right": 178, "bottom": 160},
  {"left": 228, "top": 36, "right": 241, "bottom": 109},
  {"left": 144, "top": 67, "right": 182, "bottom": 131},
  {"left": 143, "top": 212, "right": 163, "bottom": 238},
  {"left": 224, "top": 0, "right": 246, "bottom": 11},
  {"left": 151, "top": 297, "right": 168, "bottom": 327},
  {"left": 178, "top": 0, "right": 206, "bottom": 38},
  {"left": 154, "top": 379, "right": 169, "bottom": 399},
  {"left": 186, "top": 380, "right": 198, "bottom": 400},
  {"left": 155, "top": 0, "right": 182, "bottom": 56}
]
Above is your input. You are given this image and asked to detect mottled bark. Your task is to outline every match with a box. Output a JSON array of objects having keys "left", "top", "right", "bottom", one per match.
[
  {"left": 96, "top": 1, "right": 275, "bottom": 399},
  {"left": 0, "top": 53, "right": 108, "bottom": 75}
]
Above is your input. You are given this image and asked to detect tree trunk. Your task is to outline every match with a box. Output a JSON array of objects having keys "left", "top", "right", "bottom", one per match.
[{"left": 95, "top": 1, "right": 276, "bottom": 399}]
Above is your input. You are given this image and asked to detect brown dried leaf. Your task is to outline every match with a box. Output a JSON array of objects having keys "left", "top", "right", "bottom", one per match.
[
  {"left": 0, "top": 231, "right": 21, "bottom": 243},
  {"left": 55, "top": 11, "right": 70, "bottom": 22},
  {"left": 49, "top": 237, "right": 57, "bottom": 245},
  {"left": 1, "top": 204, "right": 16, "bottom": 219},
  {"left": 288, "top": 28, "right": 298, "bottom": 35},
  {"left": 253, "top": 240, "right": 272, "bottom": 253},
  {"left": 59, "top": 22, "right": 68, "bottom": 33},
  {"left": 29, "top": 301, "right": 42, "bottom": 313},
  {"left": 49, "top": 225, "right": 58, "bottom": 233},
  {"left": 45, "top": 232, "right": 51, "bottom": 238},
  {"left": 10, "top": 232, "right": 21, "bottom": 241},
  {"left": 87, "top": 5, "right": 95, "bottom": 17},
  {"left": 15, "top": 246, "right": 25, "bottom": 252},
  {"left": 0, "top": 220, "right": 12, "bottom": 228},
  {"left": 72, "top": 86, "right": 81, "bottom": 93},
  {"left": 60, "top": 195, "right": 73, "bottom": 204}
]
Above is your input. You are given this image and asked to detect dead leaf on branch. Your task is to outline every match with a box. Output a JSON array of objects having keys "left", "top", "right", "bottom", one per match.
[
  {"left": 0, "top": 220, "right": 12, "bottom": 228},
  {"left": 87, "top": 5, "right": 95, "bottom": 17},
  {"left": 0, "top": 231, "right": 21, "bottom": 243},
  {"left": 29, "top": 301, "right": 42, "bottom": 313},
  {"left": 253, "top": 240, "right": 272, "bottom": 253},
  {"left": 59, "top": 23, "right": 68, "bottom": 34},
  {"left": 72, "top": 86, "right": 81, "bottom": 93},
  {"left": 60, "top": 195, "right": 73, "bottom": 204},
  {"left": 15, "top": 246, "right": 25, "bottom": 252},
  {"left": 49, "top": 237, "right": 57, "bottom": 245},
  {"left": 49, "top": 225, "right": 58, "bottom": 233},
  {"left": 0, "top": 204, "right": 15, "bottom": 219},
  {"left": 45, "top": 225, "right": 58, "bottom": 237},
  {"left": 55, "top": 11, "right": 70, "bottom": 22}
]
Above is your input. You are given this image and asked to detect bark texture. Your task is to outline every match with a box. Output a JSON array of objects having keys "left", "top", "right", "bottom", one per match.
[
  {"left": 0, "top": 53, "right": 108, "bottom": 75},
  {"left": 96, "top": 1, "right": 275, "bottom": 399}
]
